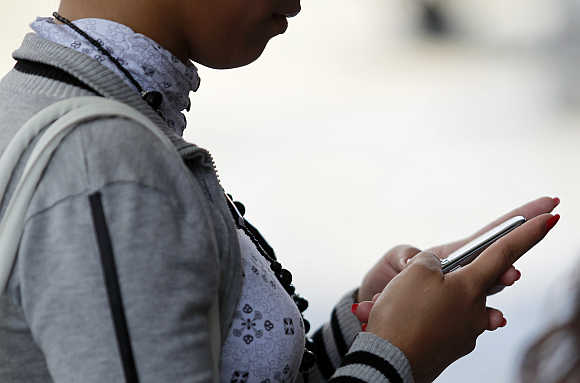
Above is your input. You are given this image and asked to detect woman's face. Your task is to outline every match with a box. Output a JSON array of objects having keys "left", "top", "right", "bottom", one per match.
[{"left": 179, "top": 0, "right": 301, "bottom": 69}]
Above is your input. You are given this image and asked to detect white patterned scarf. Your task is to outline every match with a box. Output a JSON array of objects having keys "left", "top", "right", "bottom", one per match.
[{"left": 31, "top": 17, "right": 200, "bottom": 136}]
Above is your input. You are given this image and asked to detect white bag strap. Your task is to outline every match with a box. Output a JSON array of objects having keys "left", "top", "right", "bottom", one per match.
[{"left": 0, "top": 96, "right": 221, "bottom": 382}]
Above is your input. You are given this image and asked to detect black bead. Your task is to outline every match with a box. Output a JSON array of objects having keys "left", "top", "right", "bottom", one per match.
[
  {"left": 234, "top": 201, "right": 246, "bottom": 216},
  {"left": 300, "top": 349, "right": 316, "bottom": 372},
  {"left": 303, "top": 319, "right": 311, "bottom": 333},
  {"left": 284, "top": 284, "right": 295, "bottom": 295},
  {"left": 142, "top": 91, "right": 163, "bottom": 110},
  {"left": 295, "top": 296, "right": 309, "bottom": 313},
  {"left": 270, "top": 262, "right": 282, "bottom": 273},
  {"left": 278, "top": 269, "right": 292, "bottom": 285}
]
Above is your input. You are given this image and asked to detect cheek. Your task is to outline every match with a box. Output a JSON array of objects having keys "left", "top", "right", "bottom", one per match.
[
  {"left": 227, "top": 3, "right": 277, "bottom": 41},
  {"left": 219, "top": 8, "right": 280, "bottom": 65},
  {"left": 183, "top": 0, "right": 280, "bottom": 68}
]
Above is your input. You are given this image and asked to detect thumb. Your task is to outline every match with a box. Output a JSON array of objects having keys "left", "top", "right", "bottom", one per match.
[
  {"left": 390, "top": 245, "right": 422, "bottom": 272},
  {"left": 407, "top": 251, "right": 442, "bottom": 273}
]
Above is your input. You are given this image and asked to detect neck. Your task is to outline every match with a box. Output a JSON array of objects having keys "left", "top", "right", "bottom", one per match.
[{"left": 57, "top": 0, "right": 190, "bottom": 63}]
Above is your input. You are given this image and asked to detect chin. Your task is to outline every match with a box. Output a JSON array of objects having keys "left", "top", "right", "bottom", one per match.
[{"left": 197, "top": 38, "right": 272, "bottom": 70}]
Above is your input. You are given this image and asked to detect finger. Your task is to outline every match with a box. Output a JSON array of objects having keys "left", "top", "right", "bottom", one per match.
[
  {"left": 407, "top": 251, "right": 442, "bottom": 274},
  {"left": 487, "top": 285, "right": 505, "bottom": 295},
  {"left": 428, "top": 197, "right": 559, "bottom": 258},
  {"left": 466, "top": 214, "right": 558, "bottom": 289},
  {"left": 354, "top": 293, "right": 384, "bottom": 322},
  {"left": 472, "top": 196, "right": 558, "bottom": 237},
  {"left": 487, "top": 268, "right": 521, "bottom": 295},
  {"left": 389, "top": 245, "right": 422, "bottom": 271},
  {"left": 498, "top": 266, "right": 521, "bottom": 286},
  {"left": 486, "top": 307, "right": 506, "bottom": 331},
  {"left": 353, "top": 300, "right": 374, "bottom": 323}
]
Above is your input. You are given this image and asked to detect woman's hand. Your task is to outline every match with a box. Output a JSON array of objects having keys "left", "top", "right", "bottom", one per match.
[
  {"left": 360, "top": 213, "right": 559, "bottom": 383},
  {"left": 357, "top": 245, "right": 421, "bottom": 303},
  {"left": 357, "top": 196, "right": 559, "bottom": 302}
]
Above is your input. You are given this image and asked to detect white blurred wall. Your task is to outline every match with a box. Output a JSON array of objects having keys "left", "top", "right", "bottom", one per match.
[{"left": 3, "top": 1, "right": 580, "bottom": 382}]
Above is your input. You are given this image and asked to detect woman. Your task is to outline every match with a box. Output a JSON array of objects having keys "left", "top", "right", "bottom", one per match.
[{"left": 0, "top": 0, "right": 560, "bottom": 382}]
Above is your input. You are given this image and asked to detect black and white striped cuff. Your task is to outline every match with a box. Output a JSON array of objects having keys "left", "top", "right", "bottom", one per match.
[
  {"left": 330, "top": 332, "right": 414, "bottom": 383},
  {"left": 311, "top": 288, "right": 362, "bottom": 378}
]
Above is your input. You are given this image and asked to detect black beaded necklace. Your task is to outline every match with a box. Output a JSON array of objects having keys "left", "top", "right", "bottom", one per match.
[
  {"left": 52, "top": 12, "right": 316, "bottom": 373},
  {"left": 225, "top": 195, "right": 316, "bottom": 372}
]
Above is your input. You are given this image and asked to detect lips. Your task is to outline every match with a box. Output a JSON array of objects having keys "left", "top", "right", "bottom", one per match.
[{"left": 274, "top": 3, "right": 301, "bottom": 18}]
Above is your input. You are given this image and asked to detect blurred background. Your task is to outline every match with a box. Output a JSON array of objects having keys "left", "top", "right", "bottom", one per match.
[{"left": 3, "top": 1, "right": 580, "bottom": 381}]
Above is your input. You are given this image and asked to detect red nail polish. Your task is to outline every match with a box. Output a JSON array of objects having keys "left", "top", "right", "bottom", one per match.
[
  {"left": 515, "top": 270, "right": 521, "bottom": 281},
  {"left": 351, "top": 303, "right": 359, "bottom": 314},
  {"left": 546, "top": 214, "right": 560, "bottom": 232},
  {"left": 361, "top": 323, "right": 367, "bottom": 332},
  {"left": 553, "top": 197, "right": 560, "bottom": 207},
  {"left": 501, "top": 318, "right": 507, "bottom": 327}
]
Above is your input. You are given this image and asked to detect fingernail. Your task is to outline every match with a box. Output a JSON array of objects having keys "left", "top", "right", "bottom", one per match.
[
  {"left": 553, "top": 197, "right": 560, "bottom": 207},
  {"left": 546, "top": 214, "right": 560, "bottom": 232},
  {"left": 361, "top": 323, "right": 367, "bottom": 332},
  {"left": 515, "top": 270, "right": 521, "bottom": 281},
  {"left": 501, "top": 318, "right": 507, "bottom": 327},
  {"left": 351, "top": 303, "right": 359, "bottom": 314}
]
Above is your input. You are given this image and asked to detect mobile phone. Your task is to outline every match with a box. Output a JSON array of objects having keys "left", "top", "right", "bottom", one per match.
[{"left": 441, "top": 216, "right": 527, "bottom": 274}]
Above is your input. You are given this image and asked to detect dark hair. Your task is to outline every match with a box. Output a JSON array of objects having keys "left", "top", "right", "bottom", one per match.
[{"left": 521, "top": 272, "right": 580, "bottom": 383}]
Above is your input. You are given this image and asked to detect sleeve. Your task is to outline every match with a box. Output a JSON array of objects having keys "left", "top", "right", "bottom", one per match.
[
  {"left": 13, "top": 119, "right": 223, "bottom": 382},
  {"left": 298, "top": 289, "right": 414, "bottom": 383}
]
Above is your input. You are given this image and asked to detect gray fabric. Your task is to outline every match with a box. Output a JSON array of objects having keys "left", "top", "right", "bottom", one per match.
[
  {"left": 321, "top": 289, "right": 361, "bottom": 370},
  {"left": 8, "top": 33, "right": 242, "bottom": 339},
  {"left": 0, "top": 34, "right": 414, "bottom": 383},
  {"left": 333, "top": 290, "right": 363, "bottom": 348},
  {"left": 0, "top": 34, "right": 241, "bottom": 382},
  {"left": 331, "top": 364, "right": 392, "bottom": 383},
  {"left": 322, "top": 321, "right": 342, "bottom": 369},
  {"left": 331, "top": 333, "right": 415, "bottom": 383}
]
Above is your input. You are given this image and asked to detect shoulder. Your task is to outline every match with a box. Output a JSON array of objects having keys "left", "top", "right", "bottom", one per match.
[
  {"left": 77, "top": 116, "right": 186, "bottom": 188},
  {"left": 27, "top": 115, "right": 196, "bottom": 217}
]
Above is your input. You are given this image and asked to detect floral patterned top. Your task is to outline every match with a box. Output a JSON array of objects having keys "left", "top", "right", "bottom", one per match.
[
  {"left": 30, "top": 17, "right": 200, "bottom": 137},
  {"left": 220, "top": 230, "right": 305, "bottom": 383}
]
